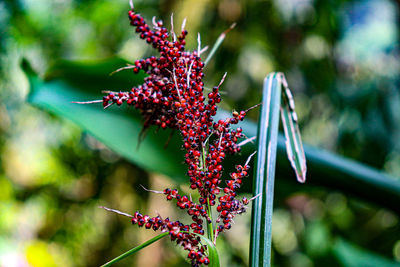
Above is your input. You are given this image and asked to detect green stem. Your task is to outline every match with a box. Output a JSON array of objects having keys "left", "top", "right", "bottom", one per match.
[
  {"left": 101, "top": 232, "right": 168, "bottom": 267},
  {"left": 207, "top": 197, "right": 214, "bottom": 243},
  {"left": 202, "top": 145, "right": 214, "bottom": 243}
]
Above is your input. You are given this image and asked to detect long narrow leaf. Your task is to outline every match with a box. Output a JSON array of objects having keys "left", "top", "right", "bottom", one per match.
[
  {"left": 204, "top": 23, "right": 235, "bottom": 66},
  {"left": 250, "top": 73, "right": 281, "bottom": 267},
  {"left": 278, "top": 73, "right": 307, "bottom": 182},
  {"left": 24, "top": 58, "right": 400, "bottom": 212},
  {"left": 101, "top": 232, "right": 169, "bottom": 267},
  {"left": 332, "top": 238, "right": 399, "bottom": 267},
  {"left": 23, "top": 59, "right": 187, "bottom": 182}
]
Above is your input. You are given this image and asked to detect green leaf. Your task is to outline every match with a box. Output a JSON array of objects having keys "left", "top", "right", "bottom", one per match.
[
  {"left": 24, "top": 58, "right": 400, "bottom": 213},
  {"left": 278, "top": 73, "right": 307, "bottom": 183},
  {"left": 250, "top": 73, "right": 281, "bottom": 267},
  {"left": 332, "top": 238, "right": 399, "bottom": 267},
  {"left": 194, "top": 234, "right": 220, "bottom": 267},
  {"left": 101, "top": 232, "right": 169, "bottom": 267},
  {"left": 24, "top": 59, "right": 187, "bottom": 182}
]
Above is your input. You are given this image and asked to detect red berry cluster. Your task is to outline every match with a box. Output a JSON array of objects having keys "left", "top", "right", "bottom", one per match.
[
  {"left": 131, "top": 212, "right": 210, "bottom": 264},
  {"left": 100, "top": 4, "right": 257, "bottom": 266},
  {"left": 163, "top": 188, "right": 208, "bottom": 236}
]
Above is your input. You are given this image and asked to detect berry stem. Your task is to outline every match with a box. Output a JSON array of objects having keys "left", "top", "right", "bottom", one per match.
[
  {"left": 202, "top": 144, "right": 214, "bottom": 243},
  {"left": 207, "top": 196, "right": 214, "bottom": 243}
]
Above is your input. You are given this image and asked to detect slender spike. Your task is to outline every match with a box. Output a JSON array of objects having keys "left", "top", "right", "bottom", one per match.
[
  {"left": 110, "top": 64, "right": 135, "bottom": 76},
  {"left": 152, "top": 16, "right": 158, "bottom": 27},
  {"left": 181, "top": 18, "right": 187, "bottom": 31},
  {"left": 129, "top": 0, "right": 133, "bottom": 10},
  {"left": 104, "top": 103, "right": 113, "bottom": 109},
  {"left": 214, "top": 230, "right": 219, "bottom": 245},
  {"left": 204, "top": 22, "right": 236, "bottom": 66},
  {"left": 72, "top": 100, "right": 103, "bottom": 104},
  {"left": 245, "top": 151, "right": 257, "bottom": 166},
  {"left": 217, "top": 133, "right": 223, "bottom": 148},
  {"left": 203, "top": 133, "right": 214, "bottom": 148},
  {"left": 172, "top": 67, "right": 181, "bottom": 99},
  {"left": 170, "top": 13, "right": 176, "bottom": 42},
  {"left": 244, "top": 103, "right": 262, "bottom": 113},
  {"left": 187, "top": 60, "right": 195, "bottom": 88},
  {"left": 99, "top": 206, "right": 134, "bottom": 218},
  {"left": 238, "top": 136, "right": 257, "bottom": 147},
  {"left": 199, "top": 45, "right": 209, "bottom": 55},
  {"left": 248, "top": 193, "right": 261, "bottom": 202},
  {"left": 197, "top": 33, "right": 201, "bottom": 55},
  {"left": 218, "top": 72, "right": 227, "bottom": 88},
  {"left": 139, "top": 184, "right": 164, "bottom": 194}
]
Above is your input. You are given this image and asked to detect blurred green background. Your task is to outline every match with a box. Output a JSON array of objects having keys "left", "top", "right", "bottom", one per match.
[{"left": 1, "top": 0, "right": 400, "bottom": 266}]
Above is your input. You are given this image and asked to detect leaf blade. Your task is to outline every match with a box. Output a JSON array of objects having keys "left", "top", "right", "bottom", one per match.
[
  {"left": 250, "top": 73, "right": 281, "bottom": 267},
  {"left": 23, "top": 58, "right": 400, "bottom": 213},
  {"left": 101, "top": 232, "right": 169, "bottom": 267},
  {"left": 195, "top": 234, "right": 220, "bottom": 267},
  {"left": 24, "top": 59, "right": 187, "bottom": 182},
  {"left": 332, "top": 238, "right": 400, "bottom": 267},
  {"left": 278, "top": 73, "right": 307, "bottom": 183}
]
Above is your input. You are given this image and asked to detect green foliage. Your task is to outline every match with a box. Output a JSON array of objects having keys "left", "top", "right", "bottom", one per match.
[
  {"left": 250, "top": 73, "right": 281, "bottom": 267},
  {"left": 279, "top": 75, "right": 307, "bottom": 183},
  {"left": 3, "top": 0, "right": 400, "bottom": 266},
  {"left": 24, "top": 59, "right": 187, "bottom": 182},
  {"left": 194, "top": 234, "right": 220, "bottom": 267},
  {"left": 333, "top": 238, "right": 399, "bottom": 267},
  {"left": 25, "top": 58, "right": 400, "bottom": 213}
]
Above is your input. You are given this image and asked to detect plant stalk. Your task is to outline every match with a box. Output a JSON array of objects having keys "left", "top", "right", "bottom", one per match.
[
  {"left": 202, "top": 145, "right": 214, "bottom": 243},
  {"left": 101, "top": 232, "right": 168, "bottom": 267}
]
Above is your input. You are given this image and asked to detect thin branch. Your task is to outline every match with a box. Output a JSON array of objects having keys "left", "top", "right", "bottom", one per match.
[
  {"left": 197, "top": 33, "right": 201, "bottom": 55},
  {"left": 152, "top": 16, "right": 157, "bottom": 27},
  {"left": 72, "top": 100, "right": 103, "bottom": 104},
  {"left": 139, "top": 184, "right": 164, "bottom": 194},
  {"left": 244, "top": 103, "right": 262, "bottom": 113},
  {"left": 245, "top": 150, "right": 257, "bottom": 166},
  {"left": 187, "top": 60, "right": 194, "bottom": 88},
  {"left": 172, "top": 67, "right": 181, "bottom": 99},
  {"left": 110, "top": 64, "right": 135, "bottom": 76},
  {"left": 170, "top": 13, "right": 176, "bottom": 42},
  {"left": 249, "top": 193, "right": 262, "bottom": 202},
  {"left": 199, "top": 45, "right": 209, "bottom": 55},
  {"left": 99, "top": 206, "right": 133, "bottom": 218},
  {"left": 203, "top": 132, "right": 214, "bottom": 146},
  {"left": 238, "top": 136, "right": 256, "bottom": 147},
  {"left": 217, "top": 133, "right": 223, "bottom": 149},
  {"left": 104, "top": 103, "right": 113, "bottom": 109},
  {"left": 218, "top": 72, "right": 227, "bottom": 88},
  {"left": 181, "top": 18, "right": 187, "bottom": 31}
]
